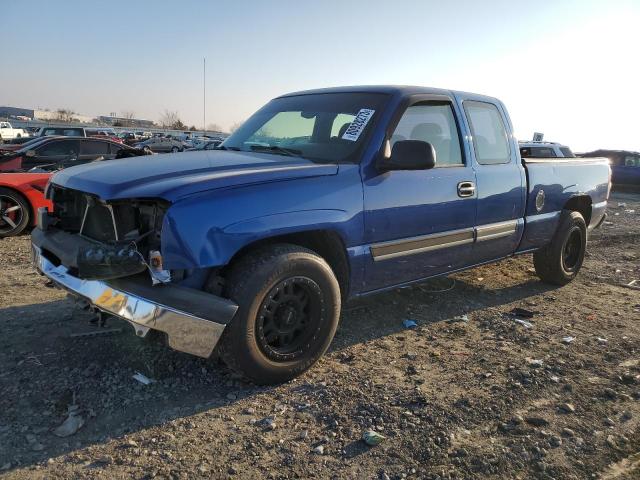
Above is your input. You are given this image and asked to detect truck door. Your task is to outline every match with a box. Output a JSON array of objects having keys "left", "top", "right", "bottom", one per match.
[
  {"left": 362, "top": 95, "right": 477, "bottom": 292},
  {"left": 461, "top": 99, "right": 526, "bottom": 262}
]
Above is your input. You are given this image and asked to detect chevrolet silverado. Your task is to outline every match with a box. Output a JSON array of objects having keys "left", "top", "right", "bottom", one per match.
[{"left": 32, "top": 86, "right": 610, "bottom": 384}]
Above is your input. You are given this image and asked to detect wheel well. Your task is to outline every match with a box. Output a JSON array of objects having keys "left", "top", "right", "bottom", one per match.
[
  {"left": 563, "top": 195, "right": 592, "bottom": 226},
  {"left": 225, "top": 230, "right": 350, "bottom": 298}
]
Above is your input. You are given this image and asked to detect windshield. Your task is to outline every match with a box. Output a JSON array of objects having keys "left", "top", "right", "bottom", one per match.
[{"left": 222, "top": 92, "right": 388, "bottom": 163}]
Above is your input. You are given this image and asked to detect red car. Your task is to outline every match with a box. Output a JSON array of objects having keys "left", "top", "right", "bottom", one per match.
[
  {"left": 0, "top": 137, "right": 149, "bottom": 237},
  {"left": 0, "top": 172, "right": 52, "bottom": 237}
]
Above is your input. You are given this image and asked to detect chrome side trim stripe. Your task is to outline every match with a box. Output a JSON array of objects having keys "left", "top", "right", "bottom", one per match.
[
  {"left": 475, "top": 219, "right": 518, "bottom": 242},
  {"left": 370, "top": 219, "right": 519, "bottom": 261},
  {"left": 371, "top": 227, "right": 475, "bottom": 261}
]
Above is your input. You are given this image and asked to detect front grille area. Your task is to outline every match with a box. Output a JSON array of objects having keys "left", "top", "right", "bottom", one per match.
[
  {"left": 82, "top": 204, "right": 117, "bottom": 242},
  {"left": 49, "top": 185, "right": 167, "bottom": 251}
]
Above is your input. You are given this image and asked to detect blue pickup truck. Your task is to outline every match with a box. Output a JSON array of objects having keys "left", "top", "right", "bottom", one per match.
[{"left": 32, "top": 86, "right": 610, "bottom": 384}]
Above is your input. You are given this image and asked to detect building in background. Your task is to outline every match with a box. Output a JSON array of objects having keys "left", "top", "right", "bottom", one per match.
[
  {"left": 0, "top": 106, "right": 34, "bottom": 120},
  {"left": 97, "top": 115, "right": 155, "bottom": 128}
]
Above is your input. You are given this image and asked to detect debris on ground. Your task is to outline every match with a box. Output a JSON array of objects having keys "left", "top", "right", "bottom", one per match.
[
  {"left": 513, "top": 318, "right": 534, "bottom": 328},
  {"left": 362, "top": 429, "right": 386, "bottom": 446},
  {"left": 52, "top": 404, "right": 85, "bottom": 438},
  {"left": 132, "top": 372, "right": 155, "bottom": 385},
  {"left": 509, "top": 307, "right": 538, "bottom": 318},
  {"left": 562, "top": 336, "right": 575, "bottom": 344},
  {"left": 402, "top": 319, "right": 418, "bottom": 329}
]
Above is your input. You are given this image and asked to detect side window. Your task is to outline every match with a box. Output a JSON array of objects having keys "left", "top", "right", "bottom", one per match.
[
  {"left": 391, "top": 102, "right": 463, "bottom": 166},
  {"left": 624, "top": 155, "right": 639, "bottom": 167},
  {"left": 81, "top": 140, "right": 109, "bottom": 155},
  {"left": 464, "top": 101, "right": 510, "bottom": 165},
  {"left": 36, "top": 140, "right": 78, "bottom": 156}
]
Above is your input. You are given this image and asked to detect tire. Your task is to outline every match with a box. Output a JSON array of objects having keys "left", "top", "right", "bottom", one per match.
[
  {"left": 533, "top": 210, "right": 587, "bottom": 285},
  {"left": 171, "top": 146, "right": 179, "bottom": 153},
  {"left": 0, "top": 187, "right": 31, "bottom": 238},
  {"left": 218, "top": 244, "right": 341, "bottom": 384}
]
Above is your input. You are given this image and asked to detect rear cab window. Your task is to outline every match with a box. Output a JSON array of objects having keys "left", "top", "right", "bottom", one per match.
[{"left": 464, "top": 101, "right": 510, "bottom": 165}]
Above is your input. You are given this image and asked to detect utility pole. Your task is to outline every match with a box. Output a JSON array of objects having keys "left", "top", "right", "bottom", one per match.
[{"left": 203, "top": 57, "right": 206, "bottom": 133}]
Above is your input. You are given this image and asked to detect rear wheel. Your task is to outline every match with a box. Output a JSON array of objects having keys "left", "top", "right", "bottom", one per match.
[
  {"left": 218, "top": 244, "right": 341, "bottom": 384},
  {"left": 171, "top": 146, "right": 179, "bottom": 153},
  {"left": 533, "top": 210, "right": 587, "bottom": 285},
  {"left": 0, "top": 187, "right": 31, "bottom": 238}
]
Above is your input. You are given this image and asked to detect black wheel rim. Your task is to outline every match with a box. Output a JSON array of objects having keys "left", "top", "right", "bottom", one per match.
[
  {"left": 562, "top": 229, "right": 582, "bottom": 271},
  {"left": 0, "top": 195, "right": 24, "bottom": 234},
  {"left": 256, "top": 276, "right": 324, "bottom": 362}
]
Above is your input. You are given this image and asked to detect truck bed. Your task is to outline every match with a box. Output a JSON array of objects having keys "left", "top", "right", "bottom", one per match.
[{"left": 518, "top": 156, "right": 610, "bottom": 251}]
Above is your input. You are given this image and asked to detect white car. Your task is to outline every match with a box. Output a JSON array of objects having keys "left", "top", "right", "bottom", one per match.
[{"left": 0, "top": 122, "right": 29, "bottom": 142}]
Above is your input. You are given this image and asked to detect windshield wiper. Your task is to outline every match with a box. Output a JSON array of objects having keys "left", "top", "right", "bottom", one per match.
[{"left": 249, "top": 145, "right": 302, "bottom": 157}]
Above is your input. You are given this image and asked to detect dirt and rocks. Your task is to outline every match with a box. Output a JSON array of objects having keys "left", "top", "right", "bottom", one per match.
[{"left": 0, "top": 191, "right": 639, "bottom": 480}]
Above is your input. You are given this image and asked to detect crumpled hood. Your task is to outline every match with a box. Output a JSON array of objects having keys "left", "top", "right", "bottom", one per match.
[{"left": 50, "top": 151, "right": 338, "bottom": 202}]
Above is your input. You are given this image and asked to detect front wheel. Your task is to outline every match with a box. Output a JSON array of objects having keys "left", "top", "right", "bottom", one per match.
[
  {"left": 533, "top": 210, "right": 587, "bottom": 285},
  {"left": 217, "top": 244, "right": 341, "bottom": 384},
  {"left": 0, "top": 187, "right": 31, "bottom": 238},
  {"left": 171, "top": 146, "right": 179, "bottom": 153}
]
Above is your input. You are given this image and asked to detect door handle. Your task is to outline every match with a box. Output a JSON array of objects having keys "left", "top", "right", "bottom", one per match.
[{"left": 457, "top": 181, "right": 476, "bottom": 198}]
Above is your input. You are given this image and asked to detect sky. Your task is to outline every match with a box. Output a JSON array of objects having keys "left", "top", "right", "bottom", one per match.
[{"left": 2, "top": 0, "right": 639, "bottom": 152}]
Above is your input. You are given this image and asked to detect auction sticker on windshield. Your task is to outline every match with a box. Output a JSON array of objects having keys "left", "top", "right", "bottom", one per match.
[{"left": 342, "top": 109, "right": 375, "bottom": 141}]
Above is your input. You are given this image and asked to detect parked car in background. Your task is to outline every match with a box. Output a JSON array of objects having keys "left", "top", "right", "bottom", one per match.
[
  {"left": 134, "top": 136, "right": 185, "bottom": 153},
  {"left": 0, "top": 138, "right": 147, "bottom": 237},
  {"left": 0, "top": 137, "right": 132, "bottom": 173},
  {"left": 118, "top": 132, "right": 142, "bottom": 146},
  {"left": 0, "top": 136, "right": 52, "bottom": 153},
  {"left": 519, "top": 141, "right": 574, "bottom": 158},
  {"left": 0, "top": 172, "right": 52, "bottom": 237},
  {"left": 37, "top": 126, "right": 86, "bottom": 138},
  {"left": 185, "top": 140, "right": 222, "bottom": 151},
  {"left": 32, "top": 85, "right": 610, "bottom": 384},
  {"left": 580, "top": 150, "right": 640, "bottom": 188},
  {"left": 0, "top": 122, "right": 29, "bottom": 142},
  {"left": 86, "top": 128, "right": 124, "bottom": 144}
]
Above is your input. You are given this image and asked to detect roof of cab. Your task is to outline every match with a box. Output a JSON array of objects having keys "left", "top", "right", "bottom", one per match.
[{"left": 277, "top": 85, "right": 500, "bottom": 103}]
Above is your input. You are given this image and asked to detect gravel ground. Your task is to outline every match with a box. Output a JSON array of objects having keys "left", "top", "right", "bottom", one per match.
[{"left": 0, "top": 191, "right": 639, "bottom": 480}]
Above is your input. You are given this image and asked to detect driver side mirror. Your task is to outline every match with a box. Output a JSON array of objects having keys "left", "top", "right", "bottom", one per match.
[
  {"left": 25, "top": 150, "right": 36, "bottom": 157},
  {"left": 378, "top": 140, "right": 436, "bottom": 172}
]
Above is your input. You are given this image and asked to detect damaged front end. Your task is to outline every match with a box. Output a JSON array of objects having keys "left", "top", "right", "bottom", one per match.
[
  {"left": 32, "top": 185, "right": 238, "bottom": 358},
  {"left": 35, "top": 185, "right": 168, "bottom": 281}
]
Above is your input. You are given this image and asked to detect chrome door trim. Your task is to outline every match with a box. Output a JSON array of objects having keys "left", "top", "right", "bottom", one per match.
[
  {"left": 370, "top": 227, "right": 475, "bottom": 261},
  {"left": 475, "top": 219, "right": 518, "bottom": 242},
  {"left": 370, "top": 219, "right": 519, "bottom": 261}
]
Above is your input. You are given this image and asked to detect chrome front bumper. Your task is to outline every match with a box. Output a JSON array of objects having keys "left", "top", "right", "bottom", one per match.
[{"left": 33, "top": 246, "right": 237, "bottom": 358}]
